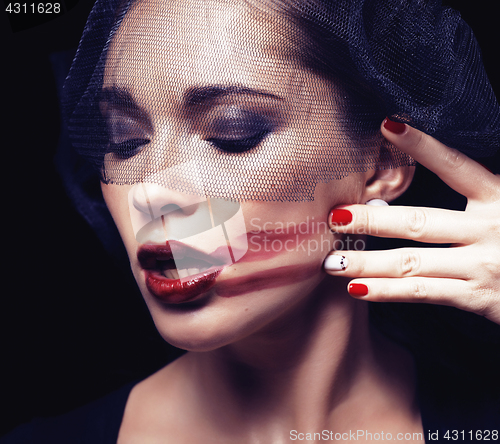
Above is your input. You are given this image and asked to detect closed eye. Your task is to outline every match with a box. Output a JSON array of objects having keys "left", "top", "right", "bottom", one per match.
[
  {"left": 207, "top": 130, "right": 270, "bottom": 153},
  {"left": 100, "top": 87, "right": 153, "bottom": 159},
  {"left": 109, "top": 138, "right": 150, "bottom": 158},
  {"left": 204, "top": 107, "right": 274, "bottom": 153}
]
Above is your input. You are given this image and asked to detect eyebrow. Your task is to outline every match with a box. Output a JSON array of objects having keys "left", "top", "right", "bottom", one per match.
[
  {"left": 99, "top": 85, "right": 283, "bottom": 112},
  {"left": 99, "top": 86, "right": 138, "bottom": 109},
  {"left": 99, "top": 86, "right": 283, "bottom": 107},
  {"left": 183, "top": 85, "right": 283, "bottom": 106}
]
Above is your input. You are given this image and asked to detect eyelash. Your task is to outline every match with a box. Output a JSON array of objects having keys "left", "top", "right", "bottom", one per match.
[
  {"left": 108, "top": 130, "right": 270, "bottom": 158},
  {"left": 106, "top": 110, "right": 273, "bottom": 158},
  {"left": 207, "top": 130, "right": 270, "bottom": 153},
  {"left": 108, "top": 138, "right": 150, "bottom": 158}
]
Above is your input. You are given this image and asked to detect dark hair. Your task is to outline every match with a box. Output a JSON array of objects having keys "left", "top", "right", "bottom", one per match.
[{"left": 244, "top": 0, "right": 500, "bottom": 157}]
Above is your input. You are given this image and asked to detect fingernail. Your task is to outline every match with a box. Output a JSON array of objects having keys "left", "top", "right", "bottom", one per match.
[
  {"left": 348, "top": 283, "right": 369, "bottom": 297},
  {"left": 329, "top": 209, "right": 352, "bottom": 225},
  {"left": 477, "top": 160, "right": 493, "bottom": 174},
  {"left": 383, "top": 118, "right": 406, "bottom": 135},
  {"left": 324, "top": 254, "right": 348, "bottom": 271}
]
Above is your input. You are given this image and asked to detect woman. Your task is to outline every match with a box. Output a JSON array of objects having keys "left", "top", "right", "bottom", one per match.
[{"left": 2, "top": 0, "right": 499, "bottom": 442}]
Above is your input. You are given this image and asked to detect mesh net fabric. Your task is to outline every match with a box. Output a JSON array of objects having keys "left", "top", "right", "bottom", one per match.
[{"left": 62, "top": 0, "right": 500, "bottom": 202}]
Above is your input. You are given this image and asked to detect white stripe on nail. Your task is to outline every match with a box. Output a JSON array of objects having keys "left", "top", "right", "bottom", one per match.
[{"left": 324, "top": 254, "right": 348, "bottom": 271}]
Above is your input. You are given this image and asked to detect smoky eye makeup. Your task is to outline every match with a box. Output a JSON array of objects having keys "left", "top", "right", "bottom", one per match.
[
  {"left": 99, "top": 87, "right": 152, "bottom": 158},
  {"left": 99, "top": 85, "right": 285, "bottom": 158},
  {"left": 203, "top": 106, "right": 277, "bottom": 154},
  {"left": 105, "top": 111, "right": 151, "bottom": 158},
  {"left": 108, "top": 138, "right": 151, "bottom": 159}
]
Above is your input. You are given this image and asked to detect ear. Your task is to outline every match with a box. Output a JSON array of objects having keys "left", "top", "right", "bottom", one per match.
[{"left": 360, "top": 165, "right": 415, "bottom": 204}]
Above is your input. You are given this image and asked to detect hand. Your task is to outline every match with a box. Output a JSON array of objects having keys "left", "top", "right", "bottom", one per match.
[{"left": 325, "top": 119, "right": 500, "bottom": 325}]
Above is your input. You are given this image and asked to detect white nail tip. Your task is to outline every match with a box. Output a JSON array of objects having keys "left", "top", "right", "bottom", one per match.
[{"left": 324, "top": 255, "right": 348, "bottom": 271}]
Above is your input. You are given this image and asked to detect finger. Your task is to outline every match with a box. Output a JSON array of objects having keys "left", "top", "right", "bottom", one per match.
[
  {"left": 381, "top": 118, "right": 500, "bottom": 202},
  {"left": 329, "top": 205, "right": 479, "bottom": 244},
  {"left": 345, "top": 277, "right": 490, "bottom": 317},
  {"left": 324, "top": 247, "right": 473, "bottom": 280}
]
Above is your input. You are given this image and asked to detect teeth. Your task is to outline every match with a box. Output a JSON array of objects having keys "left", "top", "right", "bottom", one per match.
[
  {"left": 161, "top": 266, "right": 213, "bottom": 280},
  {"left": 163, "top": 269, "right": 179, "bottom": 280}
]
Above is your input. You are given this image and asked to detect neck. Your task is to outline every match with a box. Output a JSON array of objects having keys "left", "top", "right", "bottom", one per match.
[{"left": 180, "top": 277, "right": 418, "bottom": 435}]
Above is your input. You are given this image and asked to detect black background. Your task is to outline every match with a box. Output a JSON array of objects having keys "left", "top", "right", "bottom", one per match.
[{"left": 1, "top": 0, "right": 499, "bottom": 436}]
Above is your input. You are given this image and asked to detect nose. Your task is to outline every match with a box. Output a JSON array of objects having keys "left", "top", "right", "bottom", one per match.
[
  {"left": 132, "top": 182, "right": 204, "bottom": 219},
  {"left": 129, "top": 181, "right": 213, "bottom": 242},
  {"left": 126, "top": 162, "right": 247, "bottom": 266}
]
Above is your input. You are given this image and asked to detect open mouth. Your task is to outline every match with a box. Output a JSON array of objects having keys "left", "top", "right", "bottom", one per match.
[
  {"left": 138, "top": 241, "right": 228, "bottom": 278},
  {"left": 137, "top": 241, "right": 227, "bottom": 303},
  {"left": 155, "top": 257, "right": 215, "bottom": 280}
]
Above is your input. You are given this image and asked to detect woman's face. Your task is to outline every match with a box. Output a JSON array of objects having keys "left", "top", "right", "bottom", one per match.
[{"left": 100, "top": 0, "right": 370, "bottom": 351}]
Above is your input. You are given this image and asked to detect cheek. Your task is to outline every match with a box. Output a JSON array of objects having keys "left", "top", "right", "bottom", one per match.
[
  {"left": 314, "top": 175, "right": 365, "bottom": 208},
  {"left": 244, "top": 177, "right": 364, "bottom": 265},
  {"left": 237, "top": 196, "right": 339, "bottom": 271},
  {"left": 100, "top": 183, "right": 137, "bottom": 255}
]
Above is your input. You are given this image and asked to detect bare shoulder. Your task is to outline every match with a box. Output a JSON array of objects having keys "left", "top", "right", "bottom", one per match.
[{"left": 117, "top": 354, "right": 192, "bottom": 444}]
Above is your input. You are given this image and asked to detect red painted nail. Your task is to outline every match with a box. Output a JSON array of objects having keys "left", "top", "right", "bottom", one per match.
[
  {"left": 383, "top": 118, "right": 406, "bottom": 135},
  {"left": 477, "top": 161, "right": 493, "bottom": 174},
  {"left": 348, "top": 283, "right": 369, "bottom": 297},
  {"left": 329, "top": 209, "right": 352, "bottom": 225}
]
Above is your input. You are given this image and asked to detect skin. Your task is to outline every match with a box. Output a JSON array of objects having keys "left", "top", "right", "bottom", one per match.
[
  {"left": 327, "top": 122, "right": 500, "bottom": 326},
  {"left": 98, "top": 0, "right": 500, "bottom": 442}
]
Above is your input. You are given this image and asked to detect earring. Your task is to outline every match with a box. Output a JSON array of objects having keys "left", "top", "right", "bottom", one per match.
[{"left": 365, "top": 199, "right": 389, "bottom": 206}]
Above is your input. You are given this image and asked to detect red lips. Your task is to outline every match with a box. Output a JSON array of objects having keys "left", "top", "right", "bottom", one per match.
[{"left": 137, "top": 241, "right": 225, "bottom": 304}]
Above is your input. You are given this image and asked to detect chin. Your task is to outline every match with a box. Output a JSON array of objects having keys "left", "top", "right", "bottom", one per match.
[
  {"left": 149, "top": 311, "right": 254, "bottom": 353},
  {"left": 143, "top": 273, "right": 327, "bottom": 354},
  {"left": 157, "top": 332, "right": 236, "bottom": 353}
]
